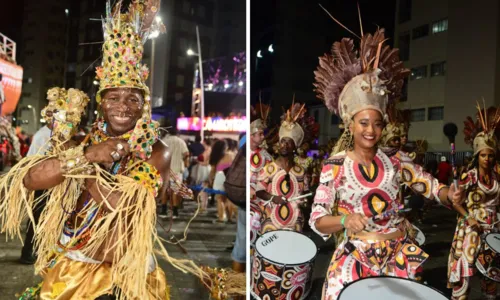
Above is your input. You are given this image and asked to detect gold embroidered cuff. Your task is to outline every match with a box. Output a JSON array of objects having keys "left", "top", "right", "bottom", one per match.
[{"left": 59, "top": 145, "right": 94, "bottom": 175}]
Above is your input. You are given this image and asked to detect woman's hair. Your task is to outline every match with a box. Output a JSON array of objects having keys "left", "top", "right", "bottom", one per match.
[
  {"left": 209, "top": 140, "right": 227, "bottom": 166},
  {"left": 224, "top": 138, "right": 237, "bottom": 152}
]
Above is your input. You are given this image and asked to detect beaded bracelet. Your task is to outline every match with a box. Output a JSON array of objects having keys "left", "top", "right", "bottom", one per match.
[{"left": 58, "top": 145, "right": 94, "bottom": 175}]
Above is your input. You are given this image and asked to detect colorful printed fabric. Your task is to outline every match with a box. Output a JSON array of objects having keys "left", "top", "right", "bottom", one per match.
[
  {"left": 310, "top": 149, "right": 443, "bottom": 299},
  {"left": 255, "top": 162, "right": 306, "bottom": 233},
  {"left": 250, "top": 148, "right": 273, "bottom": 196},
  {"left": 447, "top": 167, "right": 500, "bottom": 296}
]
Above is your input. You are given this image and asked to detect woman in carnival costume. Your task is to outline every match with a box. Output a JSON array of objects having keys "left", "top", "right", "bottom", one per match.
[
  {"left": 309, "top": 25, "right": 464, "bottom": 299},
  {"left": 254, "top": 102, "right": 313, "bottom": 234},
  {"left": 1, "top": 1, "right": 244, "bottom": 299},
  {"left": 447, "top": 105, "right": 500, "bottom": 300}
]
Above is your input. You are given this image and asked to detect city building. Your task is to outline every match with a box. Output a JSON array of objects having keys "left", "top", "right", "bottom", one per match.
[
  {"left": 17, "top": 0, "right": 69, "bottom": 134},
  {"left": 394, "top": 0, "right": 500, "bottom": 151}
]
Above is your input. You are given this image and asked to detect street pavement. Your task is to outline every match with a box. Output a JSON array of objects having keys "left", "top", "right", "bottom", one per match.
[
  {"left": 0, "top": 198, "right": 239, "bottom": 299},
  {"left": 304, "top": 205, "right": 484, "bottom": 299}
]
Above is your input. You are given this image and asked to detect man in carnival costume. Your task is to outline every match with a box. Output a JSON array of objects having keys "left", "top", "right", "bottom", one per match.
[
  {"left": 310, "top": 15, "right": 464, "bottom": 298},
  {"left": 0, "top": 1, "right": 244, "bottom": 299}
]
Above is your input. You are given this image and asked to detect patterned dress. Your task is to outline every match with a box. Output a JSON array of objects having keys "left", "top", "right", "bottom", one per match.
[
  {"left": 310, "top": 148, "right": 445, "bottom": 300},
  {"left": 447, "top": 167, "right": 500, "bottom": 300},
  {"left": 295, "top": 155, "right": 313, "bottom": 190},
  {"left": 255, "top": 161, "right": 307, "bottom": 233},
  {"left": 250, "top": 148, "right": 273, "bottom": 248}
]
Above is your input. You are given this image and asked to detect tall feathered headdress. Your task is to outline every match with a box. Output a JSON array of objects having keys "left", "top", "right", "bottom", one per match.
[
  {"left": 313, "top": 20, "right": 409, "bottom": 125},
  {"left": 464, "top": 102, "right": 500, "bottom": 155},
  {"left": 380, "top": 101, "right": 404, "bottom": 147},
  {"left": 279, "top": 100, "right": 306, "bottom": 148},
  {"left": 95, "top": 0, "right": 165, "bottom": 112},
  {"left": 250, "top": 96, "right": 271, "bottom": 135}
]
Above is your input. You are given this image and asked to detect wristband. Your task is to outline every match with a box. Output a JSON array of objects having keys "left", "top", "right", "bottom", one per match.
[{"left": 340, "top": 215, "right": 347, "bottom": 228}]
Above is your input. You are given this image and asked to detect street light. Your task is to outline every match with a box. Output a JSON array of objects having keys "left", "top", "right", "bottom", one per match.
[
  {"left": 268, "top": 44, "right": 274, "bottom": 53},
  {"left": 186, "top": 25, "right": 205, "bottom": 141},
  {"left": 257, "top": 50, "right": 263, "bottom": 58}
]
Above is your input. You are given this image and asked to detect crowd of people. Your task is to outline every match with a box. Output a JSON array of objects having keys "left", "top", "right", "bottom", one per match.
[{"left": 249, "top": 20, "right": 500, "bottom": 300}]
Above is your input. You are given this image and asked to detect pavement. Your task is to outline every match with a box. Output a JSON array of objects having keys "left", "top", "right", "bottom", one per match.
[{"left": 0, "top": 198, "right": 239, "bottom": 299}]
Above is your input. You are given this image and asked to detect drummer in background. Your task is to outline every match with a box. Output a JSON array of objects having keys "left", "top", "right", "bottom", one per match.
[
  {"left": 447, "top": 105, "right": 500, "bottom": 300},
  {"left": 249, "top": 103, "right": 273, "bottom": 251},
  {"left": 254, "top": 103, "right": 310, "bottom": 233},
  {"left": 310, "top": 28, "right": 464, "bottom": 300}
]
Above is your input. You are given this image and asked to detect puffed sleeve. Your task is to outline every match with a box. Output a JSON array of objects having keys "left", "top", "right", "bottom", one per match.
[
  {"left": 309, "top": 161, "right": 338, "bottom": 241},
  {"left": 399, "top": 152, "right": 447, "bottom": 205}
]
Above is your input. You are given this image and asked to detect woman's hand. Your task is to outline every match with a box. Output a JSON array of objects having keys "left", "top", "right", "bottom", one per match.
[
  {"left": 271, "top": 195, "right": 287, "bottom": 205},
  {"left": 467, "top": 217, "right": 480, "bottom": 230},
  {"left": 85, "top": 139, "right": 130, "bottom": 165},
  {"left": 448, "top": 184, "right": 465, "bottom": 206},
  {"left": 344, "top": 213, "right": 369, "bottom": 233}
]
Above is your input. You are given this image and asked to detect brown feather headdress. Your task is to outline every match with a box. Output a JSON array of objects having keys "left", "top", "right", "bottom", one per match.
[
  {"left": 313, "top": 29, "right": 409, "bottom": 125},
  {"left": 464, "top": 102, "right": 500, "bottom": 155},
  {"left": 380, "top": 101, "right": 405, "bottom": 147},
  {"left": 250, "top": 98, "right": 271, "bottom": 135}
]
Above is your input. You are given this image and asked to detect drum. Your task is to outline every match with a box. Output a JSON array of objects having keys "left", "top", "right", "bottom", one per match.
[
  {"left": 251, "top": 230, "right": 317, "bottom": 300},
  {"left": 476, "top": 232, "right": 500, "bottom": 282},
  {"left": 412, "top": 225, "right": 425, "bottom": 246},
  {"left": 338, "top": 276, "right": 447, "bottom": 299},
  {"left": 250, "top": 202, "right": 262, "bottom": 248}
]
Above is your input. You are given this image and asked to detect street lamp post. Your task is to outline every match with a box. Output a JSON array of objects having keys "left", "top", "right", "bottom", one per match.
[{"left": 187, "top": 25, "right": 205, "bottom": 141}]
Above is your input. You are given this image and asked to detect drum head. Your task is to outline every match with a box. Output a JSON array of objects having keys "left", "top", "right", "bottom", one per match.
[
  {"left": 485, "top": 233, "right": 500, "bottom": 252},
  {"left": 338, "top": 277, "right": 447, "bottom": 299},
  {"left": 255, "top": 230, "right": 317, "bottom": 265},
  {"left": 412, "top": 225, "right": 425, "bottom": 246}
]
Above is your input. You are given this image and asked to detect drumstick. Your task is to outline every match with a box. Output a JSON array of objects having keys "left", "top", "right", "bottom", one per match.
[
  {"left": 288, "top": 193, "right": 313, "bottom": 202},
  {"left": 372, "top": 205, "right": 411, "bottom": 221}
]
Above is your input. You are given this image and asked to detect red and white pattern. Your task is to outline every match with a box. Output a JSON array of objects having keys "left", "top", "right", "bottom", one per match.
[{"left": 310, "top": 149, "right": 443, "bottom": 299}]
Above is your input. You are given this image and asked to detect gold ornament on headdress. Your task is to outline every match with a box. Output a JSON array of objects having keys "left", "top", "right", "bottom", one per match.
[
  {"left": 95, "top": 0, "right": 166, "bottom": 117},
  {"left": 380, "top": 101, "right": 404, "bottom": 147}
]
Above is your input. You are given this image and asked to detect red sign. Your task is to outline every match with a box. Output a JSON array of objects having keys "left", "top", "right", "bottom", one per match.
[{"left": 0, "top": 58, "right": 23, "bottom": 115}]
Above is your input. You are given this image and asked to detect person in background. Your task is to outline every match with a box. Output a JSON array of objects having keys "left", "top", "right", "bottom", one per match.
[
  {"left": 19, "top": 108, "right": 54, "bottom": 264},
  {"left": 209, "top": 140, "right": 236, "bottom": 223},
  {"left": 0, "top": 74, "right": 5, "bottom": 108},
  {"left": 189, "top": 134, "right": 205, "bottom": 158},
  {"left": 438, "top": 155, "right": 452, "bottom": 184},
  {"left": 160, "top": 124, "right": 189, "bottom": 219}
]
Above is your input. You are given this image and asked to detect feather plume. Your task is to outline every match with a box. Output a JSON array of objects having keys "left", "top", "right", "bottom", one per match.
[{"left": 314, "top": 29, "right": 409, "bottom": 117}]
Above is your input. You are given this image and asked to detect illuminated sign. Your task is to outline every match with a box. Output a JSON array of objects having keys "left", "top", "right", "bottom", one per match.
[
  {"left": 0, "top": 58, "right": 23, "bottom": 116},
  {"left": 177, "top": 117, "right": 246, "bottom": 132}
]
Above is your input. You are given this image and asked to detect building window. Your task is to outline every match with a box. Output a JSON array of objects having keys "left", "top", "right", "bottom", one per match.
[
  {"left": 428, "top": 106, "right": 444, "bottom": 121},
  {"left": 410, "top": 108, "right": 426, "bottom": 122},
  {"left": 431, "top": 61, "right": 446, "bottom": 77},
  {"left": 198, "top": 5, "right": 206, "bottom": 18},
  {"left": 432, "top": 19, "right": 448, "bottom": 34},
  {"left": 412, "top": 24, "right": 429, "bottom": 40},
  {"left": 331, "top": 115, "right": 339, "bottom": 125},
  {"left": 175, "top": 93, "right": 183, "bottom": 101},
  {"left": 398, "top": 32, "right": 410, "bottom": 61},
  {"left": 183, "top": 1, "right": 190, "bottom": 14},
  {"left": 410, "top": 65, "right": 427, "bottom": 80},
  {"left": 178, "top": 57, "right": 186, "bottom": 69},
  {"left": 176, "top": 75, "right": 185, "bottom": 87},
  {"left": 313, "top": 110, "right": 319, "bottom": 122},
  {"left": 399, "top": 0, "right": 412, "bottom": 23}
]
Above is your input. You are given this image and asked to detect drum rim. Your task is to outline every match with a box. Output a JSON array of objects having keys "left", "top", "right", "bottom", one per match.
[
  {"left": 412, "top": 225, "right": 426, "bottom": 245},
  {"left": 484, "top": 232, "right": 500, "bottom": 251},
  {"left": 337, "top": 275, "right": 447, "bottom": 299},
  {"left": 255, "top": 229, "right": 318, "bottom": 266}
]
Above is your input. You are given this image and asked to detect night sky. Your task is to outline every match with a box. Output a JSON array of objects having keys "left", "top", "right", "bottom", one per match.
[
  {"left": 0, "top": 1, "right": 24, "bottom": 44},
  {"left": 251, "top": 0, "right": 397, "bottom": 107}
]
